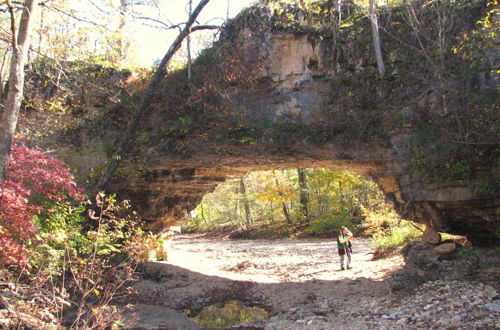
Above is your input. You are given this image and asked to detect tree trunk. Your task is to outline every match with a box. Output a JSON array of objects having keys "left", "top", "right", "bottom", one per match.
[
  {"left": 269, "top": 201, "right": 274, "bottom": 224},
  {"left": 369, "top": 0, "right": 385, "bottom": 78},
  {"left": 0, "top": 50, "right": 11, "bottom": 100},
  {"left": 336, "top": 0, "right": 342, "bottom": 31},
  {"left": 118, "top": 0, "right": 130, "bottom": 64},
  {"left": 97, "top": 0, "right": 211, "bottom": 190},
  {"left": 37, "top": 2, "right": 44, "bottom": 54},
  {"left": 297, "top": 168, "right": 309, "bottom": 223},
  {"left": 0, "top": 0, "right": 38, "bottom": 182},
  {"left": 273, "top": 173, "right": 291, "bottom": 225},
  {"left": 239, "top": 177, "right": 252, "bottom": 228},
  {"left": 282, "top": 202, "right": 291, "bottom": 225},
  {"left": 187, "top": 0, "right": 193, "bottom": 80}
]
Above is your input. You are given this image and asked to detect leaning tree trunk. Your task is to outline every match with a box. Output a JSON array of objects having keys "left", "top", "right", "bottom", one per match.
[
  {"left": 369, "top": 0, "right": 385, "bottom": 78},
  {"left": 273, "top": 173, "right": 292, "bottom": 225},
  {"left": 282, "top": 202, "right": 291, "bottom": 225},
  {"left": 97, "top": 0, "right": 211, "bottom": 190},
  {"left": 0, "top": 0, "right": 38, "bottom": 182}
]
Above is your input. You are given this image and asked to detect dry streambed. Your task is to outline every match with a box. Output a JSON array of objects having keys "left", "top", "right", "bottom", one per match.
[
  {"left": 126, "top": 236, "right": 499, "bottom": 329},
  {"left": 166, "top": 236, "right": 401, "bottom": 283}
]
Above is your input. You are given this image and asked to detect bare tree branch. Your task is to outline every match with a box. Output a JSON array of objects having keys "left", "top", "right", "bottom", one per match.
[
  {"left": 133, "top": 15, "right": 176, "bottom": 29},
  {"left": 133, "top": 16, "right": 219, "bottom": 33},
  {"left": 191, "top": 24, "right": 220, "bottom": 32},
  {"left": 43, "top": 3, "right": 111, "bottom": 31}
]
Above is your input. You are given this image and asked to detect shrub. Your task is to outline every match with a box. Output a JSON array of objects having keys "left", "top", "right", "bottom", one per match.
[
  {"left": 30, "top": 201, "right": 89, "bottom": 276},
  {"left": 0, "top": 143, "right": 84, "bottom": 268},
  {"left": 0, "top": 192, "right": 150, "bottom": 329},
  {"left": 370, "top": 220, "right": 423, "bottom": 256},
  {"left": 64, "top": 193, "right": 141, "bottom": 328}
]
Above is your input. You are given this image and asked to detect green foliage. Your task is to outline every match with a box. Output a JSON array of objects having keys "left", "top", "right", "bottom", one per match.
[
  {"left": 370, "top": 220, "right": 423, "bottom": 255},
  {"left": 261, "top": 121, "right": 341, "bottom": 145},
  {"left": 166, "top": 117, "right": 193, "bottom": 136},
  {"left": 138, "top": 132, "right": 151, "bottom": 143},
  {"left": 185, "top": 180, "right": 243, "bottom": 232},
  {"left": 362, "top": 200, "right": 423, "bottom": 256},
  {"left": 186, "top": 168, "right": 391, "bottom": 238},
  {"left": 193, "top": 48, "right": 218, "bottom": 68},
  {"left": 2, "top": 167, "right": 153, "bottom": 327},
  {"left": 240, "top": 136, "right": 257, "bottom": 145},
  {"left": 30, "top": 201, "right": 89, "bottom": 275},
  {"left": 192, "top": 300, "right": 269, "bottom": 329},
  {"left": 28, "top": 192, "right": 152, "bottom": 277},
  {"left": 255, "top": 0, "right": 498, "bottom": 181},
  {"left": 475, "top": 182, "right": 499, "bottom": 198},
  {"left": 301, "top": 213, "right": 352, "bottom": 236},
  {"left": 114, "top": 165, "right": 147, "bottom": 181},
  {"left": 265, "top": 0, "right": 363, "bottom": 33},
  {"left": 394, "top": 0, "right": 500, "bottom": 180},
  {"left": 185, "top": 167, "right": 426, "bottom": 250}
]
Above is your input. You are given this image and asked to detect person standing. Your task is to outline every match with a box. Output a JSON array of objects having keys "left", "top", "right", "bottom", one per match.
[{"left": 337, "top": 226, "right": 353, "bottom": 270}]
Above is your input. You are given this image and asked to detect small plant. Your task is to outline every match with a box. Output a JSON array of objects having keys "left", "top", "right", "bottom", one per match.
[
  {"left": 137, "top": 132, "right": 151, "bottom": 143},
  {"left": 240, "top": 136, "right": 257, "bottom": 145},
  {"left": 166, "top": 116, "right": 193, "bottom": 136}
]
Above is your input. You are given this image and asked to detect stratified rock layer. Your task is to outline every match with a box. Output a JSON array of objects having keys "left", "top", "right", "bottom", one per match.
[{"left": 110, "top": 4, "right": 499, "bottom": 245}]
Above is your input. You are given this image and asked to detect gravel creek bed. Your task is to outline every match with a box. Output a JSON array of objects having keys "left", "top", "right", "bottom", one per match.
[{"left": 128, "top": 235, "right": 499, "bottom": 329}]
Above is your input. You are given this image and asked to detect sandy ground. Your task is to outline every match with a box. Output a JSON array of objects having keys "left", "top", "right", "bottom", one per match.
[
  {"left": 131, "top": 236, "right": 498, "bottom": 329},
  {"left": 166, "top": 235, "right": 403, "bottom": 283}
]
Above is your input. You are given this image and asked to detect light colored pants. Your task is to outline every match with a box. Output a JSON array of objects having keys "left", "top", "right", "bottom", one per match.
[{"left": 340, "top": 251, "right": 351, "bottom": 269}]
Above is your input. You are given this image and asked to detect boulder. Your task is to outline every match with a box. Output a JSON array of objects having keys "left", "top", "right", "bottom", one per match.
[
  {"left": 433, "top": 243, "right": 457, "bottom": 254},
  {"left": 422, "top": 226, "right": 441, "bottom": 244}
]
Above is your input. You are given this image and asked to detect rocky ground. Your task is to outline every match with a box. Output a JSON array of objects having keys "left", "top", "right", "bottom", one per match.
[{"left": 126, "top": 235, "right": 500, "bottom": 329}]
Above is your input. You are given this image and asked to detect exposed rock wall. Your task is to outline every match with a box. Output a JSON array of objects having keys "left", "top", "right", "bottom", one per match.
[{"left": 111, "top": 2, "right": 499, "bottom": 245}]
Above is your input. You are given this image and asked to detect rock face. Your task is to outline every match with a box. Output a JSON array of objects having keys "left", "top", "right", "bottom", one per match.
[{"left": 110, "top": 3, "right": 499, "bottom": 245}]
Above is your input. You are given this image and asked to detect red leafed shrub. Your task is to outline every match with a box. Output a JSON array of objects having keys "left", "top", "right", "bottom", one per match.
[{"left": 0, "top": 143, "right": 84, "bottom": 267}]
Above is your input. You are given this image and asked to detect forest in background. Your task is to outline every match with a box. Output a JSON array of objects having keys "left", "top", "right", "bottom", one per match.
[{"left": 186, "top": 168, "right": 421, "bottom": 252}]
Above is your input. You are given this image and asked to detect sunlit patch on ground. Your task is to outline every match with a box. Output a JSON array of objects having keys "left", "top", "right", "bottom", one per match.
[{"left": 164, "top": 236, "right": 404, "bottom": 283}]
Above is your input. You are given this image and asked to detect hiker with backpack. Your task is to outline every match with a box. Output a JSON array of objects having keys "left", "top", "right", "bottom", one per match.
[{"left": 337, "top": 226, "right": 353, "bottom": 270}]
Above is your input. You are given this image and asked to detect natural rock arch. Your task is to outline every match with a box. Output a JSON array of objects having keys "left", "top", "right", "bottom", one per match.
[
  {"left": 111, "top": 147, "right": 497, "bottom": 245},
  {"left": 108, "top": 2, "right": 498, "bottom": 245}
]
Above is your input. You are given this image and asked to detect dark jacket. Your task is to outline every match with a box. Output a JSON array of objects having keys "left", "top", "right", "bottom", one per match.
[{"left": 337, "top": 233, "right": 352, "bottom": 255}]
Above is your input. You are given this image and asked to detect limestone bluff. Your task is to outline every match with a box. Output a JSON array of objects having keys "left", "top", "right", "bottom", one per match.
[{"left": 102, "top": 0, "right": 499, "bottom": 245}]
